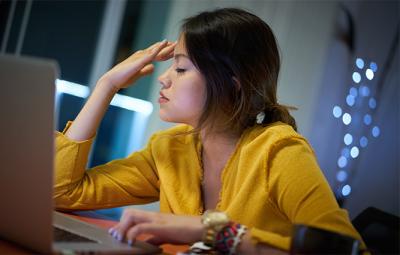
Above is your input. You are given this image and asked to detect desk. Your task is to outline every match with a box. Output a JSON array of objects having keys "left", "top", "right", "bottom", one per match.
[{"left": 0, "top": 211, "right": 188, "bottom": 254}]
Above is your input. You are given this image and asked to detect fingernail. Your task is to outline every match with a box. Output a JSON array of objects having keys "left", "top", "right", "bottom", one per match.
[
  {"left": 117, "top": 234, "right": 123, "bottom": 241},
  {"left": 108, "top": 228, "right": 114, "bottom": 234},
  {"left": 128, "top": 240, "right": 133, "bottom": 246},
  {"left": 161, "top": 39, "right": 167, "bottom": 43},
  {"left": 113, "top": 231, "right": 118, "bottom": 239}
]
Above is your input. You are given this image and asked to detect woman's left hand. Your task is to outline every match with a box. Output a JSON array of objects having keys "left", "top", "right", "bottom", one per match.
[{"left": 108, "top": 209, "right": 204, "bottom": 245}]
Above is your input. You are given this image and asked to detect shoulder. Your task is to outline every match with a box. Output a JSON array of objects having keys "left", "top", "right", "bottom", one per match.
[
  {"left": 143, "top": 125, "right": 198, "bottom": 175},
  {"left": 242, "top": 122, "right": 314, "bottom": 155},
  {"left": 148, "top": 124, "right": 195, "bottom": 147}
]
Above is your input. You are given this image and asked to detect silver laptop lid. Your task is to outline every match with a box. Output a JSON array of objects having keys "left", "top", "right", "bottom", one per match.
[{"left": 0, "top": 54, "right": 58, "bottom": 253}]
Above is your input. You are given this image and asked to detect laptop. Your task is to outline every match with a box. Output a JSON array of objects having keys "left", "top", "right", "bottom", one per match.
[{"left": 0, "top": 54, "right": 161, "bottom": 254}]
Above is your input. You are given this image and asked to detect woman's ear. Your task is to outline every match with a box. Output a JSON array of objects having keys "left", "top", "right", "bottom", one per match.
[{"left": 232, "top": 77, "right": 241, "bottom": 91}]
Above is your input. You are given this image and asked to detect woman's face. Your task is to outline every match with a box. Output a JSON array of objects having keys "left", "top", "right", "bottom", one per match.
[{"left": 157, "top": 36, "right": 206, "bottom": 127}]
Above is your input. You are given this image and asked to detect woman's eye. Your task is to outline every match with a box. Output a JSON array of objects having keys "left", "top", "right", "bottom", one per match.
[{"left": 175, "top": 68, "right": 186, "bottom": 74}]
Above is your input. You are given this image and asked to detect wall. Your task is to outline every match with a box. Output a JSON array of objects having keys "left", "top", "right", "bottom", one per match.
[{"left": 343, "top": 1, "right": 398, "bottom": 218}]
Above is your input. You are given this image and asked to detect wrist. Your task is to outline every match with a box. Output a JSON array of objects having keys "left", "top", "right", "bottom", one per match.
[
  {"left": 200, "top": 210, "right": 247, "bottom": 255},
  {"left": 97, "top": 75, "right": 120, "bottom": 95},
  {"left": 201, "top": 210, "right": 230, "bottom": 247},
  {"left": 234, "top": 230, "right": 251, "bottom": 254},
  {"left": 196, "top": 216, "right": 207, "bottom": 243},
  {"left": 215, "top": 222, "right": 247, "bottom": 255}
]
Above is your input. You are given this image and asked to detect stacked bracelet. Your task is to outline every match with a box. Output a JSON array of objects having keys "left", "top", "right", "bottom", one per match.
[
  {"left": 214, "top": 222, "right": 247, "bottom": 255},
  {"left": 200, "top": 210, "right": 247, "bottom": 255}
]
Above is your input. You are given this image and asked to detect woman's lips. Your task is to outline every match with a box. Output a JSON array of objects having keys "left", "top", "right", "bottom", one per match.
[{"left": 158, "top": 91, "right": 169, "bottom": 104}]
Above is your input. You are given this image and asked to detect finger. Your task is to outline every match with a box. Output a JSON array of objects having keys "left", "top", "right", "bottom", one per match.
[
  {"left": 133, "top": 40, "right": 168, "bottom": 69},
  {"left": 127, "top": 41, "right": 166, "bottom": 61},
  {"left": 166, "top": 40, "right": 176, "bottom": 46},
  {"left": 124, "top": 64, "right": 154, "bottom": 85},
  {"left": 144, "top": 236, "right": 165, "bottom": 246},
  {"left": 108, "top": 223, "right": 118, "bottom": 235},
  {"left": 149, "top": 39, "right": 169, "bottom": 57},
  {"left": 126, "top": 223, "right": 162, "bottom": 244},
  {"left": 110, "top": 218, "right": 134, "bottom": 241},
  {"left": 112, "top": 209, "right": 151, "bottom": 242},
  {"left": 145, "top": 41, "right": 163, "bottom": 51},
  {"left": 146, "top": 40, "right": 175, "bottom": 51},
  {"left": 127, "top": 40, "right": 172, "bottom": 62},
  {"left": 165, "top": 50, "right": 174, "bottom": 59},
  {"left": 155, "top": 42, "right": 177, "bottom": 61},
  {"left": 165, "top": 49, "right": 175, "bottom": 60},
  {"left": 145, "top": 39, "right": 169, "bottom": 54},
  {"left": 139, "top": 64, "right": 155, "bottom": 75}
]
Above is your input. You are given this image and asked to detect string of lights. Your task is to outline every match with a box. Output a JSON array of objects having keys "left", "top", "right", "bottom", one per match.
[{"left": 332, "top": 58, "right": 380, "bottom": 199}]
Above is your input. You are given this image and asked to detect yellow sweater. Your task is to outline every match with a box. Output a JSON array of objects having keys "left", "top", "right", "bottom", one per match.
[{"left": 54, "top": 121, "right": 362, "bottom": 251}]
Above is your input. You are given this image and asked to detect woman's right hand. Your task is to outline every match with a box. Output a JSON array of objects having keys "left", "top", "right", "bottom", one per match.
[
  {"left": 100, "top": 40, "right": 176, "bottom": 91},
  {"left": 64, "top": 40, "right": 175, "bottom": 142}
]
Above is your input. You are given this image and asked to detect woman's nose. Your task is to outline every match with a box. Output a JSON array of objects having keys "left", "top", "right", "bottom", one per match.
[{"left": 158, "top": 68, "right": 172, "bottom": 89}]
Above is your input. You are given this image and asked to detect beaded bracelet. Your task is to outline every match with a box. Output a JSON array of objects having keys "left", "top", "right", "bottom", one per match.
[{"left": 214, "top": 222, "right": 247, "bottom": 255}]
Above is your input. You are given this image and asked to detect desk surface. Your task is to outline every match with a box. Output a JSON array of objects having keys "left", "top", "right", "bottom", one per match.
[{"left": 0, "top": 211, "right": 188, "bottom": 254}]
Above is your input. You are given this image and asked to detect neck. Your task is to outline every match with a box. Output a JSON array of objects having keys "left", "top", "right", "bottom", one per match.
[{"left": 200, "top": 129, "right": 240, "bottom": 160}]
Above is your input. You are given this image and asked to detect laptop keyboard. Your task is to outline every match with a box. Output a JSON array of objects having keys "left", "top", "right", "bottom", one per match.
[{"left": 53, "top": 226, "right": 97, "bottom": 243}]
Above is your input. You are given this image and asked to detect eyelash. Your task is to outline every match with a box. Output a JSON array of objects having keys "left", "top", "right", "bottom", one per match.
[{"left": 175, "top": 68, "right": 186, "bottom": 74}]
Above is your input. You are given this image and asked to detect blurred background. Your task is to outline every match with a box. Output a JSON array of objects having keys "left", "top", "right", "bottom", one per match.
[{"left": 0, "top": 0, "right": 398, "bottom": 237}]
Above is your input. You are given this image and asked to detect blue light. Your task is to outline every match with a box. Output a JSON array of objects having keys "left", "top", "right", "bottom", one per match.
[
  {"left": 341, "top": 147, "right": 350, "bottom": 158},
  {"left": 342, "top": 113, "right": 352, "bottom": 125},
  {"left": 56, "top": 79, "right": 153, "bottom": 115},
  {"left": 352, "top": 72, "right": 361, "bottom": 83},
  {"left": 363, "top": 114, "right": 372, "bottom": 125},
  {"left": 111, "top": 94, "right": 153, "bottom": 116},
  {"left": 333, "top": 105, "right": 342, "bottom": 118},
  {"left": 336, "top": 170, "right": 348, "bottom": 182},
  {"left": 350, "top": 146, "right": 359, "bottom": 158},
  {"left": 369, "top": 97, "right": 377, "bottom": 109},
  {"left": 338, "top": 156, "right": 348, "bottom": 168},
  {"left": 366, "top": 69, "right": 374, "bottom": 80},
  {"left": 370, "top": 62, "right": 378, "bottom": 72},
  {"left": 342, "top": 184, "right": 351, "bottom": 196},
  {"left": 372, "top": 126, "right": 380, "bottom": 137},
  {"left": 346, "top": 95, "right": 355, "bottom": 106},
  {"left": 360, "top": 136, "right": 368, "bottom": 148},
  {"left": 349, "top": 87, "right": 358, "bottom": 97},
  {"left": 56, "top": 79, "right": 90, "bottom": 98},
  {"left": 356, "top": 58, "right": 364, "bottom": 69},
  {"left": 344, "top": 134, "right": 353, "bottom": 145},
  {"left": 359, "top": 85, "right": 370, "bottom": 97}
]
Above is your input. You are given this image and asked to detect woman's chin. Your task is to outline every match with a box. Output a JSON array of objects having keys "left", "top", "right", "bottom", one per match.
[
  {"left": 159, "top": 111, "right": 175, "bottom": 123},
  {"left": 159, "top": 110, "right": 198, "bottom": 127}
]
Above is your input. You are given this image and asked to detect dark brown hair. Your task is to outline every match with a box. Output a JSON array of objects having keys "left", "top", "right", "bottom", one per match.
[{"left": 181, "top": 7, "right": 297, "bottom": 134}]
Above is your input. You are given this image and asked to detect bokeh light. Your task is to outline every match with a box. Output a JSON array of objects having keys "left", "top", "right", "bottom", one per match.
[
  {"left": 333, "top": 105, "right": 342, "bottom": 118},
  {"left": 342, "top": 185, "right": 351, "bottom": 196},
  {"left": 352, "top": 72, "right": 361, "bottom": 83},
  {"left": 360, "top": 136, "right": 368, "bottom": 148},
  {"left": 343, "top": 113, "right": 352, "bottom": 125},
  {"left": 356, "top": 58, "right": 364, "bottom": 69}
]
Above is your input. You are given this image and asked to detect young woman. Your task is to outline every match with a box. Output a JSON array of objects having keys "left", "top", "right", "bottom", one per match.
[{"left": 54, "top": 8, "right": 363, "bottom": 254}]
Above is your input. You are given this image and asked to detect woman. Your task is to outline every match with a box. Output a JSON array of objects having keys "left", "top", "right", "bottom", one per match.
[{"left": 54, "top": 8, "right": 363, "bottom": 254}]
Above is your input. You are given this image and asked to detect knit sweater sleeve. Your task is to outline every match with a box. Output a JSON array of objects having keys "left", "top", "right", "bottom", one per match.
[
  {"left": 53, "top": 122, "right": 160, "bottom": 211},
  {"left": 250, "top": 136, "right": 363, "bottom": 251}
]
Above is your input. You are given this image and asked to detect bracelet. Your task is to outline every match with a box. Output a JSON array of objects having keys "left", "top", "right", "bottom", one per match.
[
  {"left": 201, "top": 210, "right": 230, "bottom": 247},
  {"left": 214, "top": 222, "right": 247, "bottom": 255}
]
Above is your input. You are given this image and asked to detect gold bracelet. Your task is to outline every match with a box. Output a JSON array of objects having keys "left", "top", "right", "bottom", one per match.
[{"left": 201, "top": 210, "right": 230, "bottom": 247}]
